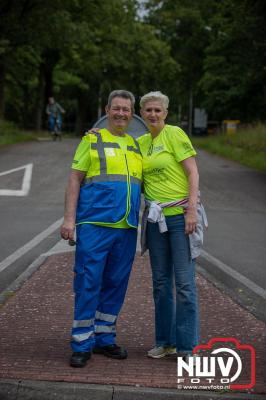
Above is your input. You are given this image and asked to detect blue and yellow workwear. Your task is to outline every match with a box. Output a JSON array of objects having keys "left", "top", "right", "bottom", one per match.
[{"left": 71, "top": 129, "right": 142, "bottom": 352}]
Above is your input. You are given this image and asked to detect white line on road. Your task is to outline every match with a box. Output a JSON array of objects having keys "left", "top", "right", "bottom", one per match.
[
  {"left": 0, "top": 217, "right": 63, "bottom": 273},
  {"left": 1, "top": 212, "right": 265, "bottom": 305},
  {"left": 0, "top": 163, "right": 33, "bottom": 196},
  {"left": 200, "top": 249, "right": 266, "bottom": 300}
]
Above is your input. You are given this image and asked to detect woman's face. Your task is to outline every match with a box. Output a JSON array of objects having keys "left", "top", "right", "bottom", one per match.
[{"left": 140, "top": 100, "right": 168, "bottom": 131}]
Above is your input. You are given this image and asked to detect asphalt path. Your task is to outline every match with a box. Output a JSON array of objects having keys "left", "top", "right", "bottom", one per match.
[
  {"left": 0, "top": 138, "right": 79, "bottom": 292},
  {"left": 196, "top": 148, "right": 266, "bottom": 289},
  {"left": 0, "top": 138, "right": 265, "bottom": 318}
]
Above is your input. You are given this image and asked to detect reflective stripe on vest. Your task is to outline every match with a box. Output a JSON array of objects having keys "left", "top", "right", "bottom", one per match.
[
  {"left": 128, "top": 137, "right": 141, "bottom": 154},
  {"left": 90, "top": 132, "right": 141, "bottom": 175},
  {"left": 91, "top": 133, "right": 121, "bottom": 174},
  {"left": 83, "top": 174, "right": 141, "bottom": 185},
  {"left": 76, "top": 129, "right": 142, "bottom": 226}
]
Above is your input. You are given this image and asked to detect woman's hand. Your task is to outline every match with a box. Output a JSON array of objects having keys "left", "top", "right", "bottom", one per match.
[{"left": 184, "top": 206, "right": 197, "bottom": 234}]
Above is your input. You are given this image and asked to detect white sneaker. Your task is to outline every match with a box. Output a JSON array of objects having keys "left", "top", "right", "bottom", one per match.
[{"left": 147, "top": 346, "right": 176, "bottom": 359}]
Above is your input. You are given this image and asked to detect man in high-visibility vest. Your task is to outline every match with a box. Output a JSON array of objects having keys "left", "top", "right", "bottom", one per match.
[{"left": 60, "top": 90, "right": 142, "bottom": 368}]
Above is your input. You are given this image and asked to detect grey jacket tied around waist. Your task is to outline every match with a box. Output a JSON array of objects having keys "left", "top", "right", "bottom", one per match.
[{"left": 140, "top": 196, "right": 208, "bottom": 259}]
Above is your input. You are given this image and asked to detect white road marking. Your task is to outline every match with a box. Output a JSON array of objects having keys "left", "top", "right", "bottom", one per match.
[
  {"left": 0, "top": 163, "right": 33, "bottom": 196},
  {"left": 0, "top": 217, "right": 63, "bottom": 273},
  {"left": 1, "top": 209, "right": 265, "bottom": 307}
]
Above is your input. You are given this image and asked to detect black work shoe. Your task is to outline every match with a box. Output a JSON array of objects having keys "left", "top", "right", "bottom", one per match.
[
  {"left": 70, "top": 351, "right": 91, "bottom": 368},
  {"left": 93, "top": 344, "right": 128, "bottom": 359}
]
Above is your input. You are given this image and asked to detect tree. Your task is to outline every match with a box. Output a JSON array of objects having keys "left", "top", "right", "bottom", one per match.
[
  {"left": 56, "top": 0, "right": 177, "bottom": 132},
  {"left": 200, "top": 0, "right": 266, "bottom": 121},
  {"left": 0, "top": 0, "right": 73, "bottom": 127},
  {"left": 144, "top": 0, "right": 213, "bottom": 127}
]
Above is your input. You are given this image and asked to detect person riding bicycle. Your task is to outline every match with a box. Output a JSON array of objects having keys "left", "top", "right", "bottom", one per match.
[{"left": 46, "top": 96, "right": 65, "bottom": 140}]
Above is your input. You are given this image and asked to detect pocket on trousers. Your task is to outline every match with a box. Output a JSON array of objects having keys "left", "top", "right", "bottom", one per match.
[{"left": 73, "top": 271, "right": 85, "bottom": 294}]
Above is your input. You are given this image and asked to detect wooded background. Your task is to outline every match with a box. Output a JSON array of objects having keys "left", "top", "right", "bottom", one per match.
[{"left": 0, "top": 0, "right": 265, "bottom": 133}]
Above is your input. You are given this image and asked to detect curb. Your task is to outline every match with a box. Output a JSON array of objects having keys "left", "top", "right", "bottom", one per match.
[
  {"left": 197, "top": 252, "right": 266, "bottom": 323},
  {"left": 0, "top": 240, "right": 74, "bottom": 307},
  {"left": 0, "top": 254, "right": 48, "bottom": 307},
  {"left": 0, "top": 379, "right": 264, "bottom": 400},
  {"left": 0, "top": 246, "right": 265, "bottom": 399}
]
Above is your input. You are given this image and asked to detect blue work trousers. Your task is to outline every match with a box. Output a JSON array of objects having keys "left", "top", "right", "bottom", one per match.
[
  {"left": 71, "top": 223, "right": 137, "bottom": 352},
  {"left": 146, "top": 214, "right": 199, "bottom": 353}
]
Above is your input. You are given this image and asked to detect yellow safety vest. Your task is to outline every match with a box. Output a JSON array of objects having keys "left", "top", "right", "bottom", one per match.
[{"left": 76, "top": 129, "right": 142, "bottom": 228}]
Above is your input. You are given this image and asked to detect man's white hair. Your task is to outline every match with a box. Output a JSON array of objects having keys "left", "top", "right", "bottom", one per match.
[{"left": 140, "top": 91, "right": 169, "bottom": 110}]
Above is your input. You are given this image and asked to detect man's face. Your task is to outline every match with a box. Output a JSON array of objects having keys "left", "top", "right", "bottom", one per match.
[{"left": 106, "top": 97, "right": 133, "bottom": 134}]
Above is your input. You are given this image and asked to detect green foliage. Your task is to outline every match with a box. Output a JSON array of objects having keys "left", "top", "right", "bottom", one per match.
[
  {"left": 192, "top": 124, "right": 266, "bottom": 173},
  {"left": 0, "top": 0, "right": 265, "bottom": 129},
  {"left": 200, "top": 0, "right": 266, "bottom": 121},
  {"left": 0, "top": 119, "right": 36, "bottom": 146},
  {"left": 144, "top": 0, "right": 215, "bottom": 116},
  {"left": 145, "top": 0, "right": 266, "bottom": 122}
]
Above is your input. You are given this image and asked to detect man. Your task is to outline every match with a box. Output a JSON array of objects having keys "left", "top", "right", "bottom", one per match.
[
  {"left": 60, "top": 90, "right": 142, "bottom": 368},
  {"left": 46, "top": 96, "right": 65, "bottom": 140}
]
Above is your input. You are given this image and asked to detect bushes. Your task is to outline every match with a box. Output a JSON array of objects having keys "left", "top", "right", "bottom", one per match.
[
  {"left": 0, "top": 119, "right": 36, "bottom": 147},
  {"left": 191, "top": 124, "right": 266, "bottom": 173}
]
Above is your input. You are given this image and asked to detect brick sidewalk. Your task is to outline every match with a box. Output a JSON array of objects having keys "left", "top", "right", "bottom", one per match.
[{"left": 0, "top": 252, "right": 265, "bottom": 396}]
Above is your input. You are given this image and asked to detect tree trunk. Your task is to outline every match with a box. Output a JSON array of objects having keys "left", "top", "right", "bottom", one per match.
[
  {"left": 35, "top": 62, "right": 46, "bottom": 131},
  {"left": 0, "top": 58, "right": 6, "bottom": 118},
  {"left": 75, "top": 92, "right": 90, "bottom": 135},
  {"left": 44, "top": 67, "right": 53, "bottom": 102},
  {"left": 188, "top": 87, "right": 193, "bottom": 137},
  {"left": 34, "top": 49, "right": 59, "bottom": 131}
]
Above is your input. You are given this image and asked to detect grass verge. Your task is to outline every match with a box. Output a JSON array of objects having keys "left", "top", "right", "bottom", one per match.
[
  {"left": 0, "top": 119, "right": 38, "bottom": 147},
  {"left": 191, "top": 124, "right": 266, "bottom": 173},
  {"left": 0, "top": 119, "right": 75, "bottom": 147}
]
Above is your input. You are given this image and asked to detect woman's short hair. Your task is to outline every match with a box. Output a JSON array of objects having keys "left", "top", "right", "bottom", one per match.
[
  {"left": 140, "top": 91, "right": 169, "bottom": 110},
  {"left": 107, "top": 90, "right": 135, "bottom": 112}
]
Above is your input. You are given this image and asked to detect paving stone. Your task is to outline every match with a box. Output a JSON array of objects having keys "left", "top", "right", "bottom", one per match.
[{"left": 0, "top": 252, "right": 265, "bottom": 397}]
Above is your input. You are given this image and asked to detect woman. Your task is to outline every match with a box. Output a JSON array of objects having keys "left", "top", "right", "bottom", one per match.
[{"left": 138, "top": 91, "right": 203, "bottom": 360}]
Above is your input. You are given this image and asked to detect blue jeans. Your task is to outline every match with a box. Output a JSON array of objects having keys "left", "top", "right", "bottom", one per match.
[
  {"left": 48, "top": 115, "right": 62, "bottom": 133},
  {"left": 146, "top": 214, "right": 199, "bottom": 353}
]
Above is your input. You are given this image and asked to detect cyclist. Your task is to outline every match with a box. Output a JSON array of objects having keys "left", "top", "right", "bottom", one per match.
[{"left": 46, "top": 97, "right": 65, "bottom": 140}]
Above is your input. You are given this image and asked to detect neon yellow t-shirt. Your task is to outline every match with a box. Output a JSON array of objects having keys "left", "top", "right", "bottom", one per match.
[
  {"left": 71, "top": 133, "right": 130, "bottom": 228},
  {"left": 137, "top": 125, "right": 196, "bottom": 216},
  {"left": 72, "top": 135, "right": 91, "bottom": 172}
]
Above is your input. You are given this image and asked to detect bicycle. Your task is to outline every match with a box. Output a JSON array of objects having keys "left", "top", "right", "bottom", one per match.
[{"left": 49, "top": 115, "right": 63, "bottom": 141}]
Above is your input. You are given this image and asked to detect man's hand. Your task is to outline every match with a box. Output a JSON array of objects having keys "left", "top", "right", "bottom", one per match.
[
  {"left": 60, "top": 220, "right": 75, "bottom": 241},
  {"left": 184, "top": 206, "right": 197, "bottom": 234},
  {"left": 60, "top": 169, "right": 85, "bottom": 244},
  {"left": 86, "top": 128, "right": 99, "bottom": 135}
]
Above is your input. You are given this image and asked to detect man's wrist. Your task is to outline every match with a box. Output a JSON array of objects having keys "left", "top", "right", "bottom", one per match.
[{"left": 64, "top": 215, "right": 75, "bottom": 224}]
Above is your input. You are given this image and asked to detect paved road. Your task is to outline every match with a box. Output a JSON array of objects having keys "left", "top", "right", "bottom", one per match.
[
  {"left": 0, "top": 139, "right": 265, "bottom": 318},
  {"left": 0, "top": 138, "right": 79, "bottom": 291},
  {"left": 196, "top": 149, "right": 266, "bottom": 290}
]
